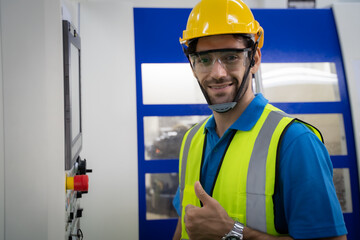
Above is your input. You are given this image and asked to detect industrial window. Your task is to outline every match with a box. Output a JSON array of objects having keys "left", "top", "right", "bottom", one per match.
[{"left": 144, "top": 116, "right": 208, "bottom": 160}]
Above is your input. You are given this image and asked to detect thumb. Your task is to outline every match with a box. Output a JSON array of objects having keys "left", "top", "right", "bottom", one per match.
[{"left": 194, "top": 181, "right": 212, "bottom": 206}]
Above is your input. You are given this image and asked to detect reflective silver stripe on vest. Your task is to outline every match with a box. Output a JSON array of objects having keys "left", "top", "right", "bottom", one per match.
[
  {"left": 180, "top": 118, "right": 208, "bottom": 216},
  {"left": 246, "top": 110, "right": 287, "bottom": 232}
]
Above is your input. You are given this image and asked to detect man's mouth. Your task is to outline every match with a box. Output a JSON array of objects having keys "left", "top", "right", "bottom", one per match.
[{"left": 209, "top": 83, "right": 233, "bottom": 90}]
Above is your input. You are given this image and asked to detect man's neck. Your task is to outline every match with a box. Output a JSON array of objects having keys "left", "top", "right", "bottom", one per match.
[{"left": 213, "top": 93, "right": 255, "bottom": 138}]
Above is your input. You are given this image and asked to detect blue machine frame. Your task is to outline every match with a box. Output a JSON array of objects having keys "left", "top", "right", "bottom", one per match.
[{"left": 134, "top": 8, "right": 359, "bottom": 240}]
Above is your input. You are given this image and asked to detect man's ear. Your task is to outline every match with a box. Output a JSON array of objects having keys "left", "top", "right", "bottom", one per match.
[{"left": 250, "top": 48, "right": 262, "bottom": 74}]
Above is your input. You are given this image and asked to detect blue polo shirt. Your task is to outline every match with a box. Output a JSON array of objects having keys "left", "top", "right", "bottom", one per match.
[{"left": 172, "top": 93, "right": 347, "bottom": 239}]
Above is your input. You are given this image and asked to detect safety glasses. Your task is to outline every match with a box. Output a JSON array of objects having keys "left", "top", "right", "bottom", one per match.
[{"left": 189, "top": 48, "right": 251, "bottom": 74}]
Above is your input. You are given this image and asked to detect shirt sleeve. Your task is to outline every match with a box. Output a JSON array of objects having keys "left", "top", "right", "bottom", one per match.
[
  {"left": 278, "top": 122, "right": 347, "bottom": 239},
  {"left": 172, "top": 186, "right": 181, "bottom": 216}
]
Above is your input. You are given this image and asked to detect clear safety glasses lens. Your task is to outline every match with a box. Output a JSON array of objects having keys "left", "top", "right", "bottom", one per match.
[{"left": 189, "top": 48, "right": 251, "bottom": 73}]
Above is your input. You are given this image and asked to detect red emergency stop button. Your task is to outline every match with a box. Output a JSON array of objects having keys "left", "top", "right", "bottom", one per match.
[
  {"left": 74, "top": 175, "right": 89, "bottom": 191},
  {"left": 66, "top": 175, "right": 89, "bottom": 191}
]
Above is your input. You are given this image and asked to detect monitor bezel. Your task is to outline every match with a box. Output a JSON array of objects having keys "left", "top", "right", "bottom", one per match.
[{"left": 63, "top": 20, "right": 82, "bottom": 170}]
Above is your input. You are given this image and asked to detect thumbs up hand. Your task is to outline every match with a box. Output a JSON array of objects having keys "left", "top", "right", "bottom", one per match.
[{"left": 184, "top": 181, "right": 235, "bottom": 240}]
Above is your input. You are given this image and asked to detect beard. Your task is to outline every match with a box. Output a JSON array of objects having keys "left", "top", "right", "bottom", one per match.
[{"left": 202, "top": 76, "right": 240, "bottom": 105}]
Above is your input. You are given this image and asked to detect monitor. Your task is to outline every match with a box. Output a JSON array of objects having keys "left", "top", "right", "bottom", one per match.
[{"left": 63, "top": 20, "right": 82, "bottom": 170}]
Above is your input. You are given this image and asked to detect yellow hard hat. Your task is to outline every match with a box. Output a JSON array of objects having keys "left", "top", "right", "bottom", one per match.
[{"left": 180, "top": 0, "right": 264, "bottom": 48}]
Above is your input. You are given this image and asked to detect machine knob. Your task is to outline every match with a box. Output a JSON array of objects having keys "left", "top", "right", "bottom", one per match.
[
  {"left": 76, "top": 208, "right": 83, "bottom": 218},
  {"left": 76, "top": 191, "right": 82, "bottom": 198},
  {"left": 77, "top": 158, "right": 93, "bottom": 175}
]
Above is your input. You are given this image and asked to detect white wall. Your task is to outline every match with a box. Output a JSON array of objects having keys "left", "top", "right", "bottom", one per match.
[
  {"left": 0, "top": 0, "right": 64, "bottom": 239},
  {"left": 80, "top": 2, "right": 138, "bottom": 239},
  {"left": 132, "top": 0, "right": 287, "bottom": 8},
  {"left": 333, "top": 2, "right": 360, "bottom": 193},
  {"left": 132, "top": 0, "right": 360, "bottom": 8}
]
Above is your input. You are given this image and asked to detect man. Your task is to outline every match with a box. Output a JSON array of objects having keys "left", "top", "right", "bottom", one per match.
[{"left": 172, "top": 0, "right": 347, "bottom": 240}]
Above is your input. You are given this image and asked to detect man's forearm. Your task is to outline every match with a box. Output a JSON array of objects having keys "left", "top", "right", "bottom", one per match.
[{"left": 172, "top": 217, "right": 181, "bottom": 240}]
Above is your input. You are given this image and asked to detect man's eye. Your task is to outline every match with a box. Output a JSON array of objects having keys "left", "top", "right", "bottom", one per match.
[
  {"left": 223, "top": 54, "right": 239, "bottom": 63},
  {"left": 198, "top": 56, "right": 212, "bottom": 65}
]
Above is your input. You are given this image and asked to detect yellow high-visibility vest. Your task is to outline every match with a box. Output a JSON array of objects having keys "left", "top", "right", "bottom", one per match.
[{"left": 179, "top": 104, "right": 322, "bottom": 239}]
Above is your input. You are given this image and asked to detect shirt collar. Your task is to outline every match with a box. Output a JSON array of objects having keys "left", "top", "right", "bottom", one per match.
[{"left": 204, "top": 93, "right": 268, "bottom": 133}]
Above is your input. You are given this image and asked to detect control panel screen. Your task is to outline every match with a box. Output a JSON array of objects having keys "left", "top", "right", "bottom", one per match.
[{"left": 70, "top": 44, "right": 81, "bottom": 142}]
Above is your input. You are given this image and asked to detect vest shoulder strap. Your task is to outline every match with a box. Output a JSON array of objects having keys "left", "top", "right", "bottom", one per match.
[{"left": 179, "top": 117, "right": 209, "bottom": 216}]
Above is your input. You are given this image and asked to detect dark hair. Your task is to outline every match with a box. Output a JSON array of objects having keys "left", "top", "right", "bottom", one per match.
[{"left": 185, "top": 34, "right": 254, "bottom": 56}]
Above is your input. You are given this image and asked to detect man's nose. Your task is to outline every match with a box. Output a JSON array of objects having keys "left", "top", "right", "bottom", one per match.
[{"left": 209, "top": 59, "right": 227, "bottom": 79}]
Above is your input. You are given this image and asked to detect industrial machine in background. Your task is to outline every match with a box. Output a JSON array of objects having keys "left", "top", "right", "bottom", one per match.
[{"left": 63, "top": 20, "right": 92, "bottom": 240}]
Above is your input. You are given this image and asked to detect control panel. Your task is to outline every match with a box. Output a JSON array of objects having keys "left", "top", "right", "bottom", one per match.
[
  {"left": 65, "top": 157, "right": 92, "bottom": 240},
  {"left": 62, "top": 18, "right": 89, "bottom": 240}
]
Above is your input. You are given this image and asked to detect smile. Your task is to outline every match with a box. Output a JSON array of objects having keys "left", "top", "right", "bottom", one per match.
[{"left": 209, "top": 83, "right": 233, "bottom": 90}]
